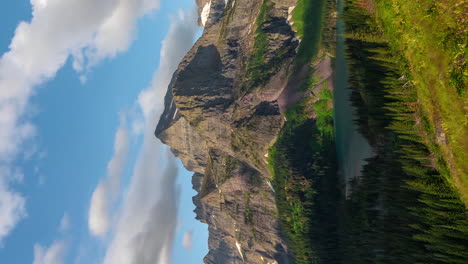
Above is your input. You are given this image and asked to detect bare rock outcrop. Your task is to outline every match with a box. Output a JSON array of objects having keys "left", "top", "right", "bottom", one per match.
[{"left": 155, "top": 0, "right": 299, "bottom": 263}]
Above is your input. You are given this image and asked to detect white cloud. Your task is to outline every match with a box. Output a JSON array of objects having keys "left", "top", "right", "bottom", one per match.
[
  {"left": 182, "top": 230, "right": 193, "bottom": 250},
  {"left": 0, "top": 175, "right": 26, "bottom": 246},
  {"left": 59, "top": 213, "right": 70, "bottom": 233},
  {"left": 0, "top": 0, "right": 160, "bottom": 244},
  {"left": 102, "top": 150, "right": 180, "bottom": 264},
  {"left": 99, "top": 8, "right": 200, "bottom": 264},
  {"left": 137, "top": 9, "right": 200, "bottom": 119},
  {"left": 89, "top": 183, "right": 110, "bottom": 238},
  {"left": 33, "top": 212, "right": 72, "bottom": 264},
  {"left": 158, "top": 243, "right": 171, "bottom": 264},
  {"left": 33, "top": 240, "right": 66, "bottom": 264},
  {"left": 89, "top": 118, "right": 129, "bottom": 237}
]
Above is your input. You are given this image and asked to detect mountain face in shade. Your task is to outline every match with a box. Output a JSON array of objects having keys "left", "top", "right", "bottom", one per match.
[{"left": 156, "top": 0, "right": 303, "bottom": 263}]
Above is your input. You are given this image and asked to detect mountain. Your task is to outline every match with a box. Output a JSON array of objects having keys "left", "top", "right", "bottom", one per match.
[
  {"left": 156, "top": 0, "right": 303, "bottom": 263},
  {"left": 155, "top": 0, "right": 468, "bottom": 263}
]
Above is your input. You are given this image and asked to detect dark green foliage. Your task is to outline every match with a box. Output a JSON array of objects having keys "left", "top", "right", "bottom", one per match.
[
  {"left": 373, "top": 0, "right": 468, "bottom": 196},
  {"left": 243, "top": 0, "right": 285, "bottom": 91},
  {"left": 268, "top": 1, "right": 341, "bottom": 263},
  {"left": 200, "top": 156, "right": 217, "bottom": 198},
  {"left": 222, "top": 155, "right": 238, "bottom": 182},
  {"left": 244, "top": 192, "right": 254, "bottom": 225},
  {"left": 247, "top": 171, "right": 262, "bottom": 186},
  {"left": 268, "top": 97, "right": 341, "bottom": 264},
  {"left": 268, "top": 1, "right": 467, "bottom": 264},
  {"left": 292, "top": 0, "right": 327, "bottom": 64},
  {"left": 342, "top": 1, "right": 468, "bottom": 263},
  {"left": 313, "top": 88, "right": 334, "bottom": 138},
  {"left": 245, "top": 0, "right": 272, "bottom": 82}
]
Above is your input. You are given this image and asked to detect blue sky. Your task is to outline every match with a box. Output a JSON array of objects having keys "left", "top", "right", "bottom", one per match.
[{"left": 0, "top": 0, "right": 207, "bottom": 263}]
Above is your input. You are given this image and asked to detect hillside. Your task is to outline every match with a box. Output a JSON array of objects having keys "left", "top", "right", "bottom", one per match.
[{"left": 154, "top": 0, "right": 468, "bottom": 263}]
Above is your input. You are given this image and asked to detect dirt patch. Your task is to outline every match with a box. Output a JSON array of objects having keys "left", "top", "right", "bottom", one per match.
[
  {"left": 313, "top": 55, "right": 334, "bottom": 93},
  {"left": 277, "top": 55, "right": 334, "bottom": 113},
  {"left": 277, "top": 64, "right": 309, "bottom": 112}
]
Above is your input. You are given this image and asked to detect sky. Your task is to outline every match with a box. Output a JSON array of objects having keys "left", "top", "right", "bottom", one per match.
[{"left": 0, "top": 0, "right": 208, "bottom": 263}]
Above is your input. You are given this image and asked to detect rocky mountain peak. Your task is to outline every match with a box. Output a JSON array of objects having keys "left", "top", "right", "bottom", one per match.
[{"left": 156, "top": 0, "right": 299, "bottom": 263}]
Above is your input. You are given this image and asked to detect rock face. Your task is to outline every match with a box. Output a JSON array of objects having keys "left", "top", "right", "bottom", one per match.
[{"left": 156, "top": 0, "right": 299, "bottom": 263}]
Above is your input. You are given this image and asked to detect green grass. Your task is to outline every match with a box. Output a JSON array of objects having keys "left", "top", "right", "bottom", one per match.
[
  {"left": 313, "top": 88, "right": 334, "bottom": 138},
  {"left": 265, "top": 1, "right": 339, "bottom": 263},
  {"left": 291, "top": 0, "right": 327, "bottom": 64},
  {"left": 298, "top": 72, "right": 317, "bottom": 92},
  {"left": 372, "top": 0, "right": 468, "bottom": 204},
  {"left": 265, "top": 0, "right": 468, "bottom": 262},
  {"left": 219, "top": 0, "right": 238, "bottom": 40},
  {"left": 246, "top": 0, "right": 273, "bottom": 73},
  {"left": 284, "top": 98, "right": 312, "bottom": 126},
  {"left": 267, "top": 97, "right": 338, "bottom": 264},
  {"left": 286, "top": 86, "right": 334, "bottom": 140},
  {"left": 343, "top": 1, "right": 468, "bottom": 262},
  {"left": 243, "top": 0, "right": 277, "bottom": 91}
]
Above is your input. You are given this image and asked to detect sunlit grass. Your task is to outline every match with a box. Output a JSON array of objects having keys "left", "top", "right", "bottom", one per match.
[{"left": 373, "top": 0, "right": 468, "bottom": 204}]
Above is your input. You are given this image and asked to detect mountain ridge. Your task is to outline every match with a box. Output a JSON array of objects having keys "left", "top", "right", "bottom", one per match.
[{"left": 155, "top": 0, "right": 303, "bottom": 263}]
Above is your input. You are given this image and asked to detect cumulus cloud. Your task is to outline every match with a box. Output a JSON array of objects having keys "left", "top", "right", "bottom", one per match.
[
  {"left": 0, "top": 175, "right": 26, "bottom": 246},
  {"left": 89, "top": 118, "right": 129, "bottom": 237},
  {"left": 33, "top": 240, "right": 66, "bottom": 264},
  {"left": 137, "top": 9, "right": 200, "bottom": 119},
  {"left": 0, "top": 0, "right": 160, "bottom": 244},
  {"left": 103, "top": 155, "right": 179, "bottom": 264},
  {"left": 98, "top": 8, "right": 199, "bottom": 264},
  {"left": 33, "top": 212, "right": 73, "bottom": 264},
  {"left": 182, "top": 230, "right": 193, "bottom": 250},
  {"left": 89, "top": 183, "right": 110, "bottom": 237}
]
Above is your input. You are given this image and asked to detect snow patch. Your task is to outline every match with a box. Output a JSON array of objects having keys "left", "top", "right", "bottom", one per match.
[
  {"left": 261, "top": 256, "right": 278, "bottom": 264},
  {"left": 266, "top": 180, "right": 275, "bottom": 193},
  {"left": 288, "top": 6, "right": 296, "bottom": 26},
  {"left": 201, "top": 1, "right": 212, "bottom": 27},
  {"left": 236, "top": 240, "right": 244, "bottom": 260},
  {"left": 288, "top": 6, "right": 295, "bottom": 21}
]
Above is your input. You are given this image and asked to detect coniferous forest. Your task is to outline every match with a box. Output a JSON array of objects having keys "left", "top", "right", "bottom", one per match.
[{"left": 268, "top": 0, "right": 468, "bottom": 263}]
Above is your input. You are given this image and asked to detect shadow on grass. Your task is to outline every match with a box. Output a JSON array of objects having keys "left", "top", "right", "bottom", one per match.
[{"left": 294, "top": 0, "right": 327, "bottom": 65}]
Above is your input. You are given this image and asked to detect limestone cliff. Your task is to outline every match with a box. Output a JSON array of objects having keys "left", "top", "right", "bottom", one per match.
[{"left": 155, "top": 0, "right": 300, "bottom": 263}]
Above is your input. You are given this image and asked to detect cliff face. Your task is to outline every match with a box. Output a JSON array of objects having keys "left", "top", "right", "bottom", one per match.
[{"left": 155, "top": 0, "right": 299, "bottom": 263}]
